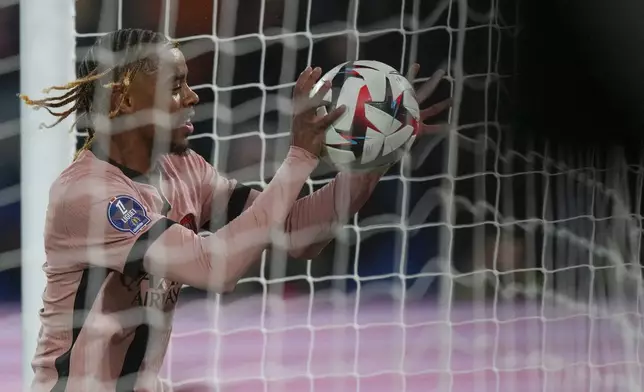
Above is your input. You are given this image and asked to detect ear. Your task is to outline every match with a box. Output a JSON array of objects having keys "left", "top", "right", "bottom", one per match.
[{"left": 109, "top": 84, "right": 134, "bottom": 117}]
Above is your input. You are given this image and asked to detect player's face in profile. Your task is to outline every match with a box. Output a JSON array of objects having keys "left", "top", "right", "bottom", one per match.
[{"left": 127, "top": 47, "right": 199, "bottom": 155}]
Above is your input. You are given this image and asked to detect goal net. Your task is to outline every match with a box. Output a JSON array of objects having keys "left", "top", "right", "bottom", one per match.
[{"left": 15, "top": 0, "right": 644, "bottom": 391}]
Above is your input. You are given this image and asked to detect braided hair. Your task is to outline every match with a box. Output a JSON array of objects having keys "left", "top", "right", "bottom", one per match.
[{"left": 20, "top": 29, "right": 175, "bottom": 158}]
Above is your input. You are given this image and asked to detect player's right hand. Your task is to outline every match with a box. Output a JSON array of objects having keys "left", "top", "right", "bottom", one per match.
[{"left": 291, "top": 66, "right": 346, "bottom": 157}]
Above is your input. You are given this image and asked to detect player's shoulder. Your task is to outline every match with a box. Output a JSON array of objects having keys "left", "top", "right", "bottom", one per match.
[
  {"left": 55, "top": 149, "right": 131, "bottom": 184},
  {"left": 50, "top": 150, "right": 136, "bottom": 211},
  {"left": 161, "top": 149, "right": 211, "bottom": 170},
  {"left": 159, "top": 149, "right": 215, "bottom": 181}
]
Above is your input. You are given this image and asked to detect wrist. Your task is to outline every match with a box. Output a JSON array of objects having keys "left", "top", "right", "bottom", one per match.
[
  {"left": 285, "top": 146, "right": 319, "bottom": 176},
  {"left": 288, "top": 145, "right": 319, "bottom": 161}
]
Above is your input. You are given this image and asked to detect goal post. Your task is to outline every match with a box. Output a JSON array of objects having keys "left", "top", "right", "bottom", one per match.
[{"left": 19, "top": 0, "right": 75, "bottom": 388}]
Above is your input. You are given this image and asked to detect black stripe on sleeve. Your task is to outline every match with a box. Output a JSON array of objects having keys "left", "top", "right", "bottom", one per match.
[
  {"left": 121, "top": 218, "right": 177, "bottom": 278},
  {"left": 227, "top": 184, "right": 253, "bottom": 224},
  {"left": 201, "top": 184, "right": 254, "bottom": 232},
  {"left": 116, "top": 217, "right": 176, "bottom": 392}
]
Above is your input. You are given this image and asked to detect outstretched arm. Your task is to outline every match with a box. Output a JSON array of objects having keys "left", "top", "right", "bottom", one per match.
[
  {"left": 149, "top": 147, "right": 319, "bottom": 291},
  {"left": 241, "top": 169, "right": 384, "bottom": 260}
]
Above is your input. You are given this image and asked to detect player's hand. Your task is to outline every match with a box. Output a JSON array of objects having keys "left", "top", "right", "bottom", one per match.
[
  {"left": 291, "top": 66, "right": 346, "bottom": 157},
  {"left": 367, "top": 65, "right": 451, "bottom": 175},
  {"left": 406, "top": 64, "right": 453, "bottom": 135}
]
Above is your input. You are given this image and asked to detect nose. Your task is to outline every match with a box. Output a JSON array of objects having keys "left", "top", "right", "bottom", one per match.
[{"left": 184, "top": 85, "right": 199, "bottom": 107}]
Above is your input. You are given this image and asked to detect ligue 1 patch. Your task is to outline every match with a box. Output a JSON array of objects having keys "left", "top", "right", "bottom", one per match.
[{"left": 107, "top": 195, "right": 151, "bottom": 235}]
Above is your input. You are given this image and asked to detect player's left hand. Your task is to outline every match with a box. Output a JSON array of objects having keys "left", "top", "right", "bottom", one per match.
[
  {"left": 367, "top": 65, "right": 452, "bottom": 174},
  {"left": 405, "top": 63, "right": 453, "bottom": 135}
]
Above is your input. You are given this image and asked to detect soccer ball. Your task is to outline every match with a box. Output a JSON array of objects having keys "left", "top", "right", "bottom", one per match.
[{"left": 311, "top": 60, "right": 420, "bottom": 171}]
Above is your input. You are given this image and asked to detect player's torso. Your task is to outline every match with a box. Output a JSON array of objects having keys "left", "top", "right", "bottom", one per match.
[
  {"left": 102, "top": 151, "right": 205, "bottom": 312},
  {"left": 34, "top": 151, "right": 206, "bottom": 392}
]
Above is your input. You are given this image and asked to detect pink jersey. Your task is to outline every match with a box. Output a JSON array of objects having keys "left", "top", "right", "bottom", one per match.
[{"left": 31, "top": 146, "right": 381, "bottom": 392}]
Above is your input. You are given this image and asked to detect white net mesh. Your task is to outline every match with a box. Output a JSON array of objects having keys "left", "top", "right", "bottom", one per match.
[{"left": 9, "top": 0, "right": 644, "bottom": 391}]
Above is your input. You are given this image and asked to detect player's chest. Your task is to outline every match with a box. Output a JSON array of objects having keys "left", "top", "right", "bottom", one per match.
[{"left": 132, "top": 172, "right": 201, "bottom": 233}]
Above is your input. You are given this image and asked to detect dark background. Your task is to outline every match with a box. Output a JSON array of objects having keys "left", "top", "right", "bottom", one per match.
[
  {"left": 1, "top": 0, "right": 643, "bottom": 303},
  {"left": 518, "top": 0, "right": 644, "bottom": 149}
]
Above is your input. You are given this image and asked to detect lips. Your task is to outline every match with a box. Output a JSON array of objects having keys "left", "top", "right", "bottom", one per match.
[
  {"left": 174, "top": 109, "right": 195, "bottom": 134},
  {"left": 184, "top": 121, "right": 194, "bottom": 134}
]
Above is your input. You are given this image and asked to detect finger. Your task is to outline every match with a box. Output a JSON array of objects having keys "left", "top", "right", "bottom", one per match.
[
  {"left": 415, "top": 68, "right": 446, "bottom": 104},
  {"left": 293, "top": 80, "right": 330, "bottom": 116},
  {"left": 302, "top": 67, "right": 323, "bottom": 94},
  {"left": 420, "top": 98, "right": 453, "bottom": 121},
  {"left": 308, "top": 80, "right": 331, "bottom": 109},
  {"left": 315, "top": 105, "right": 346, "bottom": 130},
  {"left": 405, "top": 63, "right": 420, "bottom": 82},
  {"left": 294, "top": 66, "right": 313, "bottom": 95}
]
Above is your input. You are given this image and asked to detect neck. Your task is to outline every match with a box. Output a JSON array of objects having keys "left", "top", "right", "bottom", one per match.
[{"left": 95, "top": 133, "right": 154, "bottom": 174}]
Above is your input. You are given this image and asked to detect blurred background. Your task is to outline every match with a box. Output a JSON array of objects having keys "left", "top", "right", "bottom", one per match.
[
  {"left": 3, "top": 0, "right": 644, "bottom": 390},
  {"left": 2, "top": 0, "right": 519, "bottom": 303}
]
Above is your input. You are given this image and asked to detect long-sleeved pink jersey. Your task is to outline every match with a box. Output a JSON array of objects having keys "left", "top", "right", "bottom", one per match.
[{"left": 31, "top": 146, "right": 381, "bottom": 392}]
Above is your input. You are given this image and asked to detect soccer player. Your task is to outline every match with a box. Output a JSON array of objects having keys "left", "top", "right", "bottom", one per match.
[{"left": 21, "top": 29, "right": 450, "bottom": 392}]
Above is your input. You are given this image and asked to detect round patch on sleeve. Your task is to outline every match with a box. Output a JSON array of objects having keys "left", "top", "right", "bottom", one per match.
[{"left": 107, "top": 195, "right": 151, "bottom": 235}]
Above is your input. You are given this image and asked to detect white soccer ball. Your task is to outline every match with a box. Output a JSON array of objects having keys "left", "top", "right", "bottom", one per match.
[{"left": 311, "top": 60, "right": 420, "bottom": 171}]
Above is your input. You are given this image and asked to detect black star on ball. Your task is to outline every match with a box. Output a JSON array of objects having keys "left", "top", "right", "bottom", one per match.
[{"left": 327, "top": 62, "right": 416, "bottom": 158}]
